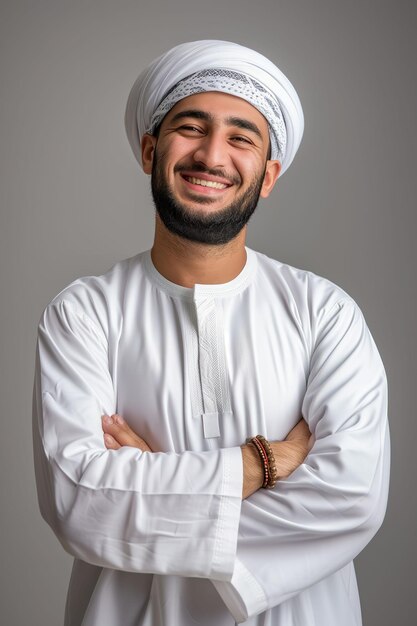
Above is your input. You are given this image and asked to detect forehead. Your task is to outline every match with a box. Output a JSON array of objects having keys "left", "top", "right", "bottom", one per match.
[{"left": 162, "top": 91, "right": 270, "bottom": 136}]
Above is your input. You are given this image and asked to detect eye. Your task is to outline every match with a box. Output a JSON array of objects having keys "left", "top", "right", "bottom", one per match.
[
  {"left": 231, "top": 135, "right": 253, "bottom": 145},
  {"left": 178, "top": 124, "right": 204, "bottom": 134}
]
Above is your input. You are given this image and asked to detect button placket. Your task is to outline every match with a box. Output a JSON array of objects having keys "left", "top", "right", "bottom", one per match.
[{"left": 194, "top": 290, "right": 232, "bottom": 443}]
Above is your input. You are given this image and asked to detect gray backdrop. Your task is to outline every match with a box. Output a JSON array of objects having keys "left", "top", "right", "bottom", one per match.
[{"left": 1, "top": 0, "right": 415, "bottom": 624}]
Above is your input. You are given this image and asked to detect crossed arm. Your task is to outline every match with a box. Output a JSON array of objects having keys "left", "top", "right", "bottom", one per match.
[
  {"left": 102, "top": 414, "right": 313, "bottom": 499},
  {"left": 34, "top": 296, "right": 389, "bottom": 622}
]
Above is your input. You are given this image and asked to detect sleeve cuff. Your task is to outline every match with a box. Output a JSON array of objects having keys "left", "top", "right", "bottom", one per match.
[
  {"left": 210, "top": 446, "right": 243, "bottom": 580},
  {"left": 213, "top": 557, "right": 268, "bottom": 623}
]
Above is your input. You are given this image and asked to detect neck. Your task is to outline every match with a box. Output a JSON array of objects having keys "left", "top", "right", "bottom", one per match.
[{"left": 151, "top": 217, "right": 248, "bottom": 287}]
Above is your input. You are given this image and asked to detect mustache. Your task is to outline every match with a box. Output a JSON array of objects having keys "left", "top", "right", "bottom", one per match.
[{"left": 174, "top": 162, "right": 241, "bottom": 186}]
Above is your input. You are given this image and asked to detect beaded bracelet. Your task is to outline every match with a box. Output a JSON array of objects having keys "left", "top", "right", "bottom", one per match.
[
  {"left": 256, "top": 435, "right": 278, "bottom": 489},
  {"left": 247, "top": 436, "right": 269, "bottom": 488},
  {"left": 246, "top": 435, "right": 278, "bottom": 489}
]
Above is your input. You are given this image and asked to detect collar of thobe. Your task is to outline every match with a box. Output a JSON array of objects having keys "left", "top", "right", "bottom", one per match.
[{"left": 143, "top": 247, "right": 257, "bottom": 299}]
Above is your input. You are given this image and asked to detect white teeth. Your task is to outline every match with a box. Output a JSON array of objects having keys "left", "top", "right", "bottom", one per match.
[{"left": 187, "top": 176, "right": 228, "bottom": 189}]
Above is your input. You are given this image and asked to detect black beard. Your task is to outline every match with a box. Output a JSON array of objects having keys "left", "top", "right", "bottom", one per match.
[{"left": 150, "top": 149, "right": 265, "bottom": 245}]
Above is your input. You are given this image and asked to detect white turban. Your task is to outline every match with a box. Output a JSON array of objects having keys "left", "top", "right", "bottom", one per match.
[{"left": 125, "top": 40, "right": 304, "bottom": 176}]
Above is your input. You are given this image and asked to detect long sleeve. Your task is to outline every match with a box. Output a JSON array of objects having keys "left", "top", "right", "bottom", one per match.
[
  {"left": 33, "top": 299, "right": 243, "bottom": 581},
  {"left": 213, "top": 298, "right": 390, "bottom": 622}
]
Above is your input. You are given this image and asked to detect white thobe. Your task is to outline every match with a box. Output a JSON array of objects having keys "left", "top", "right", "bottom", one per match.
[{"left": 33, "top": 247, "right": 390, "bottom": 625}]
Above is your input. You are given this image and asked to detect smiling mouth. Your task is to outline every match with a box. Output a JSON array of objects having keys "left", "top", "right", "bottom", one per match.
[{"left": 182, "top": 175, "right": 231, "bottom": 190}]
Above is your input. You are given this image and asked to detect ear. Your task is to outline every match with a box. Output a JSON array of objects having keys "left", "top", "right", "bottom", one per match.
[
  {"left": 260, "top": 160, "right": 281, "bottom": 198},
  {"left": 141, "top": 133, "right": 157, "bottom": 174}
]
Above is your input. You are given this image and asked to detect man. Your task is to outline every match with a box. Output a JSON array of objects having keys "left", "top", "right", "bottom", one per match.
[{"left": 33, "top": 40, "right": 390, "bottom": 625}]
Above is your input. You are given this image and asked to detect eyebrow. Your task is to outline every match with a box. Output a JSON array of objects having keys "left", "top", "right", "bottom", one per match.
[
  {"left": 170, "top": 109, "right": 263, "bottom": 140},
  {"left": 225, "top": 116, "right": 263, "bottom": 140}
]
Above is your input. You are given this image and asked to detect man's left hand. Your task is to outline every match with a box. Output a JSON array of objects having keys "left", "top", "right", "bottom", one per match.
[{"left": 101, "top": 414, "right": 152, "bottom": 452}]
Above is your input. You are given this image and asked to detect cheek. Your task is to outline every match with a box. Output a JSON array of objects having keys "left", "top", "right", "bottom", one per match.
[
  {"left": 234, "top": 157, "right": 264, "bottom": 185},
  {"left": 160, "top": 145, "right": 194, "bottom": 180},
  {"left": 163, "top": 137, "right": 194, "bottom": 160}
]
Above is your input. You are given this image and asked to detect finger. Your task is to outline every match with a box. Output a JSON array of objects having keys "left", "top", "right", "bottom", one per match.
[
  {"left": 102, "top": 415, "right": 133, "bottom": 444},
  {"left": 104, "top": 433, "right": 121, "bottom": 450},
  {"left": 102, "top": 415, "right": 151, "bottom": 450},
  {"left": 113, "top": 416, "right": 152, "bottom": 450},
  {"left": 102, "top": 414, "right": 132, "bottom": 435}
]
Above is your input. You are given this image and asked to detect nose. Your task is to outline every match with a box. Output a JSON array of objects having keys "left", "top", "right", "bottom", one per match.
[{"left": 192, "top": 131, "right": 227, "bottom": 170}]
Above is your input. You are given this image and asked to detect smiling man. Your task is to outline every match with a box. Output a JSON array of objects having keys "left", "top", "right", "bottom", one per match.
[
  {"left": 145, "top": 92, "right": 279, "bottom": 248},
  {"left": 33, "top": 40, "right": 390, "bottom": 626}
]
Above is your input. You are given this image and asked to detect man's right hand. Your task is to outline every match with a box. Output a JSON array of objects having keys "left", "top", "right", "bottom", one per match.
[
  {"left": 272, "top": 417, "right": 314, "bottom": 479},
  {"left": 102, "top": 413, "right": 312, "bottom": 501},
  {"left": 241, "top": 418, "right": 313, "bottom": 499}
]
